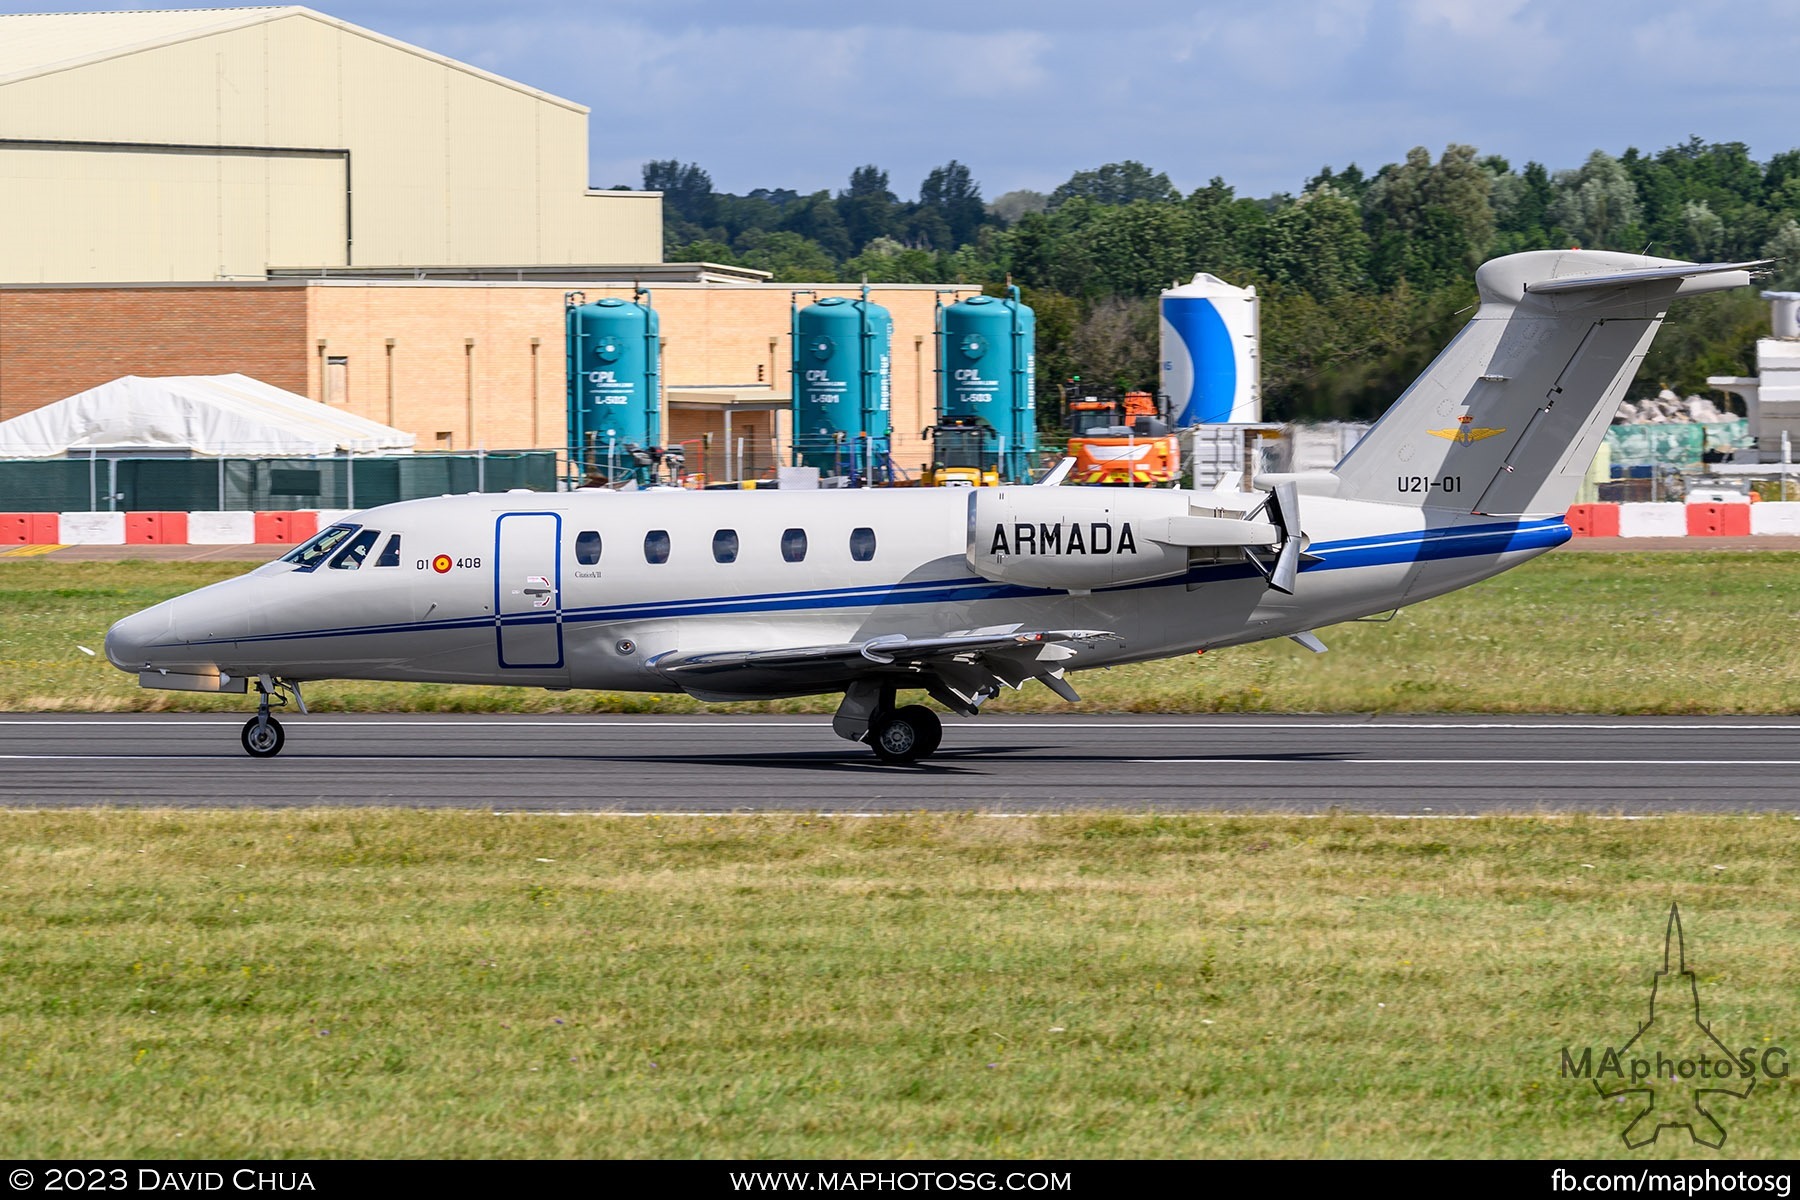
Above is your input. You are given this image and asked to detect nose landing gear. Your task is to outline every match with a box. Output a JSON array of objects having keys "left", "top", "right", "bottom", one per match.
[
  {"left": 241, "top": 713, "right": 285, "bottom": 757},
  {"left": 240, "top": 675, "right": 305, "bottom": 758}
]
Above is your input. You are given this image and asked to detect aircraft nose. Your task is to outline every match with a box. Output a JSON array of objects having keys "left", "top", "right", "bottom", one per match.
[{"left": 104, "top": 604, "right": 174, "bottom": 671}]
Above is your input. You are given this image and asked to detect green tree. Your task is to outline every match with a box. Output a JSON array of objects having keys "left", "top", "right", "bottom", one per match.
[
  {"left": 1763, "top": 218, "right": 1800, "bottom": 290},
  {"left": 1362, "top": 144, "right": 1495, "bottom": 287},
  {"left": 1049, "top": 161, "right": 1178, "bottom": 209},
  {"left": 841, "top": 237, "right": 940, "bottom": 283},
  {"left": 1067, "top": 201, "right": 1196, "bottom": 298},
  {"left": 642, "top": 160, "right": 717, "bottom": 227},
  {"left": 988, "top": 189, "right": 1048, "bottom": 224},
  {"left": 778, "top": 192, "right": 853, "bottom": 261},
  {"left": 917, "top": 161, "right": 986, "bottom": 249},
  {"left": 1070, "top": 296, "right": 1160, "bottom": 394},
  {"left": 837, "top": 165, "right": 898, "bottom": 252},
  {"left": 1548, "top": 150, "right": 1641, "bottom": 250},
  {"left": 733, "top": 230, "right": 839, "bottom": 281},
  {"left": 1256, "top": 184, "right": 1368, "bottom": 299}
]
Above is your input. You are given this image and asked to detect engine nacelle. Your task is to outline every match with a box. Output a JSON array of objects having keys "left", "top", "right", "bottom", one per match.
[{"left": 966, "top": 488, "right": 1278, "bottom": 592}]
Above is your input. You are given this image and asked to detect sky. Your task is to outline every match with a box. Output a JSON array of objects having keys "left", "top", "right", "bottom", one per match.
[{"left": 11, "top": 0, "right": 1800, "bottom": 201}]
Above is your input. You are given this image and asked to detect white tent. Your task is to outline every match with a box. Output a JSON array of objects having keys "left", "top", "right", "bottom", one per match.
[{"left": 0, "top": 374, "right": 417, "bottom": 458}]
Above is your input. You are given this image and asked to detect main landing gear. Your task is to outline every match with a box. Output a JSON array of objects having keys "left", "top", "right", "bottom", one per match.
[
  {"left": 869, "top": 704, "right": 943, "bottom": 765},
  {"left": 834, "top": 680, "right": 945, "bottom": 765},
  {"left": 240, "top": 675, "right": 304, "bottom": 759}
]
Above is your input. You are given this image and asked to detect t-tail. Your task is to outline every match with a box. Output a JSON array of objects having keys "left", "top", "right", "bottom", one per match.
[{"left": 1331, "top": 250, "right": 1768, "bottom": 516}]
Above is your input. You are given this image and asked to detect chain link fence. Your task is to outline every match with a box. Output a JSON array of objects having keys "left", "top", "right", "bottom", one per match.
[{"left": 0, "top": 451, "right": 556, "bottom": 512}]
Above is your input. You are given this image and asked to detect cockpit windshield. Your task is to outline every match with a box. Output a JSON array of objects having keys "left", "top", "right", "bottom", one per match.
[{"left": 280, "top": 523, "right": 361, "bottom": 571}]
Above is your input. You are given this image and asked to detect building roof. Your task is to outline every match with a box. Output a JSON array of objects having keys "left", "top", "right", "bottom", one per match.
[
  {"left": 0, "top": 6, "right": 584, "bottom": 111},
  {"left": 267, "top": 261, "right": 775, "bottom": 286}
]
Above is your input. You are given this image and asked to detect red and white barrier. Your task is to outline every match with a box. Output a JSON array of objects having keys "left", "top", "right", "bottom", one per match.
[
  {"left": 1566, "top": 501, "right": 1800, "bottom": 537},
  {"left": 1, "top": 510, "right": 326, "bottom": 546},
  {"left": 7, "top": 503, "right": 1800, "bottom": 546}
]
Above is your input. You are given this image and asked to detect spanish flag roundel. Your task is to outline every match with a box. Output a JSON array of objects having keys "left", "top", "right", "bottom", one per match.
[{"left": 432, "top": 554, "right": 452, "bottom": 573}]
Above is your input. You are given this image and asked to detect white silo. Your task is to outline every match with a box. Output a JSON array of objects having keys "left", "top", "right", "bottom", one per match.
[{"left": 1159, "top": 273, "right": 1260, "bottom": 425}]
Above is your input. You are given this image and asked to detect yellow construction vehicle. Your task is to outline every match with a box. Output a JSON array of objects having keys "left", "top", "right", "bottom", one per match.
[{"left": 922, "top": 416, "right": 1001, "bottom": 487}]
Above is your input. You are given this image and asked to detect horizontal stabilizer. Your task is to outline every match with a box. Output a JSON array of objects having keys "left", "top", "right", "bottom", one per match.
[{"left": 1524, "top": 259, "right": 1771, "bottom": 295}]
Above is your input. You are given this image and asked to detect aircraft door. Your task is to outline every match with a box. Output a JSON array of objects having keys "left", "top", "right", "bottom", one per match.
[{"left": 494, "top": 512, "right": 563, "bottom": 669}]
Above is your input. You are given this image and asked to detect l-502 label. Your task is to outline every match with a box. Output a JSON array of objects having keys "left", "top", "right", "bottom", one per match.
[{"left": 1398, "top": 475, "right": 1461, "bottom": 494}]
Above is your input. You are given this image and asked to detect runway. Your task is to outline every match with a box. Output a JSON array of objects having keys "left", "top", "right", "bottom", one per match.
[{"left": 0, "top": 714, "right": 1794, "bottom": 812}]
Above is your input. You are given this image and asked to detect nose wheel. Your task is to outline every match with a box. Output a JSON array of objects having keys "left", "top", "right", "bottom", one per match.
[
  {"left": 241, "top": 715, "right": 285, "bottom": 758},
  {"left": 238, "top": 675, "right": 304, "bottom": 758}
]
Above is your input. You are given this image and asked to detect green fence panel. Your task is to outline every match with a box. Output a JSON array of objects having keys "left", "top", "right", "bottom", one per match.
[
  {"left": 1604, "top": 420, "right": 1751, "bottom": 468},
  {"left": 0, "top": 452, "right": 558, "bottom": 512}
]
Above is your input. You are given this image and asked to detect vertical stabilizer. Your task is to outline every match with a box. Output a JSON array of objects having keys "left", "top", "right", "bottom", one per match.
[{"left": 1331, "top": 252, "right": 1765, "bottom": 516}]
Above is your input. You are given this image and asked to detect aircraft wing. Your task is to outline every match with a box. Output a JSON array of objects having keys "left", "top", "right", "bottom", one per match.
[{"left": 648, "top": 627, "right": 1122, "bottom": 713}]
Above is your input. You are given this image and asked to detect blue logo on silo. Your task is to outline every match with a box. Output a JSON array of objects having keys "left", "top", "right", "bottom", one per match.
[{"left": 1162, "top": 296, "right": 1237, "bottom": 425}]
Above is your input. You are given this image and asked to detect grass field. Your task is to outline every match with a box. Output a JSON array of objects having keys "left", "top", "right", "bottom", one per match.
[
  {"left": 1, "top": 810, "right": 1795, "bottom": 1159},
  {"left": 3, "top": 550, "right": 1800, "bottom": 714}
]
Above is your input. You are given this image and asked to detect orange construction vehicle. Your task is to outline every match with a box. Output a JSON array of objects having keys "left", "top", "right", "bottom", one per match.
[{"left": 1065, "top": 390, "right": 1180, "bottom": 484}]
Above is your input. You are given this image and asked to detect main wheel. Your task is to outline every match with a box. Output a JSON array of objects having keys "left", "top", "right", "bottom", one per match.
[
  {"left": 869, "top": 707, "right": 939, "bottom": 765},
  {"left": 240, "top": 715, "right": 285, "bottom": 758},
  {"left": 893, "top": 704, "right": 942, "bottom": 758}
]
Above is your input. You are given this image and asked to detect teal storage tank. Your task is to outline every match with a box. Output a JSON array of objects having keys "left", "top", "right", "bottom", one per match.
[
  {"left": 791, "top": 293, "right": 892, "bottom": 479},
  {"left": 566, "top": 294, "right": 660, "bottom": 480},
  {"left": 939, "top": 289, "right": 1036, "bottom": 481}
]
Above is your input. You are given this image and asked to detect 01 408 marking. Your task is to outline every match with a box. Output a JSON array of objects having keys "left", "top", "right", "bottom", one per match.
[{"left": 1398, "top": 475, "right": 1462, "bottom": 494}]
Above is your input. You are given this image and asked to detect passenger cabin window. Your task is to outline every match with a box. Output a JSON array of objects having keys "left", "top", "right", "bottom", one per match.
[
  {"left": 329, "top": 529, "right": 380, "bottom": 570},
  {"left": 713, "top": 529, "right": 739, "bottom": 564},
  {"left": 849, "top": 526, "right": 877, "bottom": 562},
  {"left": 280, "top": 523, "right": 359, "bottom": 572},
  {"left": 781, "top": 528, "right": 807, "bottom": 563},
  {"left": 575, "top": 530, "right": 602, "bottom": 565},
  {"left": 644, "top": 529, "right": 671, "bottom": 564},
  {"left": 375, "top": 534, "right": 402, "bottom": 567}
]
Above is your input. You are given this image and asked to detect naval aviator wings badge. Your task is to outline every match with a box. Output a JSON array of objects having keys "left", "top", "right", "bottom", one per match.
[{"left": 1429, "top": 414, "right": 1506, "bottom": 446}]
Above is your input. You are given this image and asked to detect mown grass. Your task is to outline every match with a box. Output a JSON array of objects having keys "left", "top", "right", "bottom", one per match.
[
  {"left": 5, "top": 551, "right": 1800, "bottom": 713},
  {"left": 0, "top": 811, "right": 1795, "bottom": 1158}
]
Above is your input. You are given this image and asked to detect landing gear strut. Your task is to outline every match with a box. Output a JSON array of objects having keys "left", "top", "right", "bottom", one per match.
[{"left": 240, "top": 675, "right": 304, "bottom": 759}]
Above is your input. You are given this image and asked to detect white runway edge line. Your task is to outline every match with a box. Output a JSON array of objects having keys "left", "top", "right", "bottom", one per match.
[{"left": 6, "top": 718, "right": 1800, "bottom": 731}]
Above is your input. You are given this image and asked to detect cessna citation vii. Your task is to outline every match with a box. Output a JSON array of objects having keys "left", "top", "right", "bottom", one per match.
[{"left": 106, "top": 250, "right": 1766, "bottom": 763}]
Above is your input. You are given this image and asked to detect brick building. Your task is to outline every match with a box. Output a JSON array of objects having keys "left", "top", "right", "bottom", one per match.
[{"left": 0, "top": 279, "right": 978, "bottom": 480}]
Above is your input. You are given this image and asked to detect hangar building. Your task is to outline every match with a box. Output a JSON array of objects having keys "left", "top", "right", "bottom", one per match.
[{"left": 0, "top": 4, "right": 660, "bottom": 281}]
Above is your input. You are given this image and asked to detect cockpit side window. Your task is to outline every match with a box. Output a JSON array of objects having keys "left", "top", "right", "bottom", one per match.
[
  {"left": 280, "top": 523, "right": 360, "bottom": 572},
  {"left": 329, "top": 529, "right": 380, "bottom": 570},
  {"left": 375, "top": 534, "right": 402, "bottom": 567}
]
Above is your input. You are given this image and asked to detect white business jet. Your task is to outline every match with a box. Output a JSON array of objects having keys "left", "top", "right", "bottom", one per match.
[{"left": 106, "top": 250, "right": 1765, "bottom": 763}]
